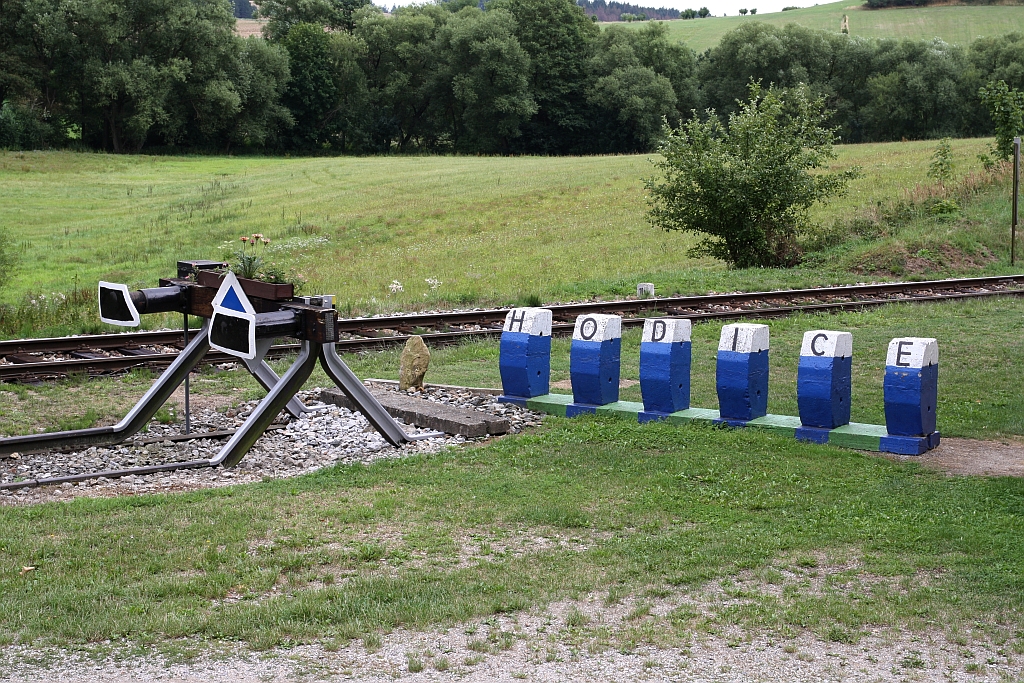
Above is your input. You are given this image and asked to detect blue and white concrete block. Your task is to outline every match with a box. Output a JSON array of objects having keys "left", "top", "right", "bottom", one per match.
[
  {"left": 638, "top": 318, "right": 691, "bottom": 423},
  {"left": 795, "top": 330, "right": 853, "bottom": 443},
  {"left": 498, "top": 307, "right": 552, "bottom": 406},
  {"left": 716, "top": 323, "right": 770, "bottom": 425},
  {"left": 567, "top": 314, "right": 622, "bottom": 416},
  {"left": 881, "top": 337, "right": 939, "bottom": 455}
]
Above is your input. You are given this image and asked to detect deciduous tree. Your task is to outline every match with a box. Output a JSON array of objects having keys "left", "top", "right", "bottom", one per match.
[
  {"left": 646, "top": 83, "right": 857, "bottom": 268},
  {"left": 434, "top": 8, "right": 536, "bottom": 153}
]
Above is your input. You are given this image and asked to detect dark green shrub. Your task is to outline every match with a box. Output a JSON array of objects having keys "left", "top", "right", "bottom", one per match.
[{"left": 646, "top": 82, "right": 858, "bottom": 268}]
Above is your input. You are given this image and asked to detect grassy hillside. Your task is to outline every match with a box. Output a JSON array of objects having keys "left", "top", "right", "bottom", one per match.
[
  {"left": 612, "top": 1, "right": 1024, "bottom": 52},
  {"left": 0, "top": 137, "right": 1010, "bottom": 328}
]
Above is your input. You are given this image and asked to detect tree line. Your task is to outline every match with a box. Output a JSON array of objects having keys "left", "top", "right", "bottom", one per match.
[
  {"left": 575, "top": 0, "right": 685, "bottom": 22},
  {"left": 864, "top": 0, "right": 1013, "bottom": 9},
  {"left": 3, "top": 0, "right": 1024, "bottom": 154}
]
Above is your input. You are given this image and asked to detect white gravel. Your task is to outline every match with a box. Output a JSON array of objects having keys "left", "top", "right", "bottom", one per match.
[{"left": 0, "top": 386, "right": 542, "bottom": 506}]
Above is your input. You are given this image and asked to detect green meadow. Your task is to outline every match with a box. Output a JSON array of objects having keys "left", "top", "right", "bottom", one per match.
[
  {"left": 0, "top": 137, "right": 1012, "bottom": 331},
  {"left": 2, "top": 139, "right": 1024, "bottom": 655},
  {"left": 613, "top": 1, "right": 1024, "bottom": 53}
]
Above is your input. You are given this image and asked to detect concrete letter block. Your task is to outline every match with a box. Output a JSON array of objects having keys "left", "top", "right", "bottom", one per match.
[
  {"left": 796, "top": 330, "right": 853, "bottom": 442},
  {"left": 568, "top": 314, "right": 622, "bottom": 415},
  {"left": 639, "top": 318, "right": 692, "bottom": 422},
  {"left": 499, "top": 308, "right": 552, "bottom": 405},
  {"left": 881, "top": 337, "right": 939, "bottom": 454},
  {"left": 716, "top": 323, "right": 769, "bottom": 424}
]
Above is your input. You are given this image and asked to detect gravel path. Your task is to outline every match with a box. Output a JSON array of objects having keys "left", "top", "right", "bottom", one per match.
[
  {"left": 2, "top": 594, "right": 1020, "bottom": 682},
  {"left": 0, "top": 385, "right": 542, "bottom": 506}
]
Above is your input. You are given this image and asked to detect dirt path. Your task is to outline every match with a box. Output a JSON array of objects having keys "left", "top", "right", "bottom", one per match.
[{"left": 885, "top": 437, "right": 1024, "bottom": 477}]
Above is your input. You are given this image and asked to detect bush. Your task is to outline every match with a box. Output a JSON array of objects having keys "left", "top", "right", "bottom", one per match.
[
  {"left": 645, "top": 82, "right": 858, "bottom": 268},
  {"left": 928, "top": 137, "right": 955, "bottom": 185},
  {"left": 0, "top": 287, "right": 98, "bottom": 338},
  {"left": 0, "top": 227, "right": 14, "bottom": 295},
  {"left": 0, "top": 102, "right": 56, "bottom": 150},
  {"left": 979, "top": 80, "right": 1024, "bottom": 160}
]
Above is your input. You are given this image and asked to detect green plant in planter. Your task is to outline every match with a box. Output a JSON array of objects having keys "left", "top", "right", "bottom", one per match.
[
  {"left": 234, "top": 233, "right": 270, "bottom": 279},
  {"left": 230, "top": 234, "right": 303, "bottom": 287}
]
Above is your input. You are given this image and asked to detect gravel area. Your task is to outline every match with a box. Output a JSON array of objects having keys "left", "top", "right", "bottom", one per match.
[
  {"left": 2, "top": 593, "right": 1020, "bottom": 682},
  {"left": 0, "top": 385, "right": 543, "bottom": 506}
]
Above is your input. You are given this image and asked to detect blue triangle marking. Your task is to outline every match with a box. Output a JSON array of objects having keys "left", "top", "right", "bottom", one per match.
[{"left": 221, "top": 287, "right": 246, "bottom": 313}]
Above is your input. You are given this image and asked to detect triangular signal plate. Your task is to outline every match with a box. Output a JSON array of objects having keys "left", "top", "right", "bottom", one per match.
[{"left": 211, "top": 271, "right": 255, "bottom": 315}]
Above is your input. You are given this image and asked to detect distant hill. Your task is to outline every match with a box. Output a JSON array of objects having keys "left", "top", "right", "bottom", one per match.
[
  {"left": 609, "top": 0, "right": 1024, "bottom": 51},
  {"left": 577, "top": 0, "right": 683, "bottom": 21}
]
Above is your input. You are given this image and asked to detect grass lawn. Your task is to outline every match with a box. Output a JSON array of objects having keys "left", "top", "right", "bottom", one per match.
[
  {"left": 1, "top": 280, "right": 1023, "bottom": 654},
  {"left": 1, "top": 410, "right": 1023, "bottom": 651},
  {"left": 3, "top": 296, "right": 1023, "bottom": 441},
  {"left": 0, "top": 137, "right": 1010, "bottom": 335},
  {"left": 612, "top": 1, "right": 1024, "bottom": 53}
]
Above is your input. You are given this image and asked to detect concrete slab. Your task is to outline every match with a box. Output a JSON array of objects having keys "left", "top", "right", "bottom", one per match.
[
  {"left": 320, "top": 387, "right": 509, "bottom": 437},
  {"left": 666, "top": 407, "right": 720, "bottom": 425}
]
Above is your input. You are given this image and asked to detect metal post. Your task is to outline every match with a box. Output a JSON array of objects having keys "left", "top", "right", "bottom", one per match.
[
  {"left": 1014, "top": 137, "right": 1020, "bottom": 267},
  {"left": 183, "top": 313, "right": 191, "bottom": 434}
]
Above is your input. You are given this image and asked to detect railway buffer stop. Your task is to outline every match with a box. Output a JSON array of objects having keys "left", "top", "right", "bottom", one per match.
[{"left": 0, "top": 260, "right": 441, "bottom": 488}]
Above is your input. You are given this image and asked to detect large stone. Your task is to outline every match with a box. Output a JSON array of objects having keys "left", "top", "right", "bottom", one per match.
[{"left": 399, "top": 335, "right": 430, "bottom": 391}]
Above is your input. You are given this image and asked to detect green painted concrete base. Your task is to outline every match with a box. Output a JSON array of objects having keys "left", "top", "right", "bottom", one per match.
[
  {"left": 595, "top": 401, "right": 645, "bottom": 420},
  {"left": 525, "top": 393, "right": 573, "bottom": 417},
  {"left": 747, "top": 414, "right": 804, "bottom": 438},
  {"left": 666, "top": 407, "right": 720, "bottom": 425},
  {"left": 522, "top": 394, "right": 898, "bottom": 453},
  {"left": 827, "top": 422, "right": 888, "bottom": 451}
]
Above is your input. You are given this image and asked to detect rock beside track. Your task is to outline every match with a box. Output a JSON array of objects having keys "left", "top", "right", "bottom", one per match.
[{"left": 0, "top": 385, "right": 542, "bottom": 506}]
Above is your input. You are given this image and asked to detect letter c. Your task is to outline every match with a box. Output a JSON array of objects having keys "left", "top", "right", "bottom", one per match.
[{"left": 811, "top": 333, "right": 828, "bottom": 356}]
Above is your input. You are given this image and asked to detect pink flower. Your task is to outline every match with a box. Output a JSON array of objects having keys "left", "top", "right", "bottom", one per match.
[{"left": 240, "top": 236, "right": 248, "bottom": 242}]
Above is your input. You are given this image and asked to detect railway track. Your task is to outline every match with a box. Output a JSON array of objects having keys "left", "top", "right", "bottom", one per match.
[{"left": 2, "top": 274, "right": 1023, "bottom": 382}]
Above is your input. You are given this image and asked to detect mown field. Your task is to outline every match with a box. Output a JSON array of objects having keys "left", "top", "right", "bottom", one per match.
[
  {"left": 0, "top": 137, "right": 1011, "bottom": 335},
  {"left": 614, "top": 1, "right": 1024, "bottom": 52},
  {"left": 2, "top": 416, "right": 1023, "bottom": 655}
]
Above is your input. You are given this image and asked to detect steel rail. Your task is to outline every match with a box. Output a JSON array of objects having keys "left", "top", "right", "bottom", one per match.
[
  {"left": 0, "top": 345, "right": 301, "bottom": 382},
  {"left": 0, "top": 330, "right": 188, "bottom": 354},
  {"left": 2, "top": 275, "right": 1024, "bottom": 382},
  {"left": 334, "top": 274, "right": 1024, "bottom": 331},
  {"left": 4, "top": 275, "right": 1022, "bottom": 355}
]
